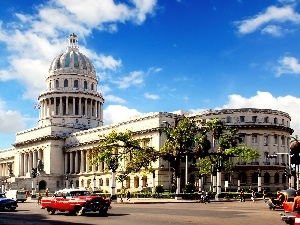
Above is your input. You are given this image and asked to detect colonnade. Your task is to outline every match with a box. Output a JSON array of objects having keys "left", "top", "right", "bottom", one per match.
[
  {"left": 0, "top": 162, "right": 12, "bottom": 177},
  {"left": 19, "top": 150, "right": 43, "bottom": 176},
  {"left": 64, "top": 150, "right": 106, "bottom": 174},
  {"left": 39, "top": 96, "right": 103, "bottom": 120}
]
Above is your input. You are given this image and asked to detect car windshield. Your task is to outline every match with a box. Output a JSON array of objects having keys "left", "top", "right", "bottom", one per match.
[{"left": 69, "top": 191, "right": 91, "bottom": 196}]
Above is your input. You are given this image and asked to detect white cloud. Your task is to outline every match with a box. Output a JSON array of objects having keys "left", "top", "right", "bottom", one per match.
[
  {"left": 235, "top": 5, "right": 300, "bottom": 34},
  {"left": 103, "top": 105, "right": 141, "bottom": 125},
  {"left": 276, "top": 56, "right": 300, "bottom": 76},
  {"left": 261, "top": 25, "right": 283, "bottom": 36},
  {"left": 222, "top": 91, "right": 300, "bottom": 135},
  {"left": 0, "top": 99, "right": 26, "bottom": 134},
  {"left": 113, "top": 71, "right": 144, "bottom": 89},
  {"left": 0, "top": 0, "right": 157, "bottom": 101},
  {"left": 105, "top": 95, "right": 126, "bottom": 104},
  {"left": 144, "top": 93, "right": 159, "bottom": 99}
]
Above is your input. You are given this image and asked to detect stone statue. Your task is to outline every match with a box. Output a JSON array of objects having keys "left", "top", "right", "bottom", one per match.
[
  {"left": 37, "top": 159, "right": 44, "bottom": 172},
  {"left": 7, "top": 162, "right": 12, "bottom": 176}
]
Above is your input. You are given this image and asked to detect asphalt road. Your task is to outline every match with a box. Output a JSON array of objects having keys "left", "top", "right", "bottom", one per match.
[{"left": 0, "top": 200, "right": 286, "bottom": 225}]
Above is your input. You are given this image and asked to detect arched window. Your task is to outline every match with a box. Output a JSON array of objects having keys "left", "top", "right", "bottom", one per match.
[
  {"left": 274, "top": 117, "right": 278, "bottom": 124},
  {"left": 84, "top": 81, "right": 87, "bottom": 89},
  {"left": 134, "top": 177, "right": 139, "bottom": 188},
  {"left": 55, "top": 80, "right": 59, "bottom": 88},
  {"left": 264, "top": 117, "right": 269, "bottom": 123},
  {"left": 91, "top": 83, "right": 94, "bottom": 90},
  {"left": 274, "top": 173, "right": 279, "bottom": 184},
  {"left": 126, "top": 177, "right": 131, "bottom": 188},
  {"left": 74, "top": 80, "right": 79, "bottom": 88},
  {"left": 264, "top": 172, "right": 270, "bottom": 184},
  {"left": 64, "top": 79, "right": 68, "bottom": 87},
  {"left": 99, "top": 178, "right": 103, "bottom": 186},
  {"left": 240, "top": 172, "right": 247, "bottom": 184},
  {"left": 49, "top": 82, "right": 52, "bottom": 89},
  {"left": 252, "top": 172, "right": 258, "bottom": 184}
]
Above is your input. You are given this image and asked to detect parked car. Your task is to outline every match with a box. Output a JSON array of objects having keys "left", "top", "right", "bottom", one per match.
[
  {"left": 5, "top": 190, "right": 27, "bottom": 202},
  {"left": 0, "top": 193, "right": 18, "bottom": 211},
  {"left": 40, "top": 189, "right": 111, "bottom": 216}
]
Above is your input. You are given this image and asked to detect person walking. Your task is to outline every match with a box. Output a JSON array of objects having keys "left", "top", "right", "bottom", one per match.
[
  {"left": 126, "top": 190, "right": 131, "bottom": 201},
  {"left": 251, "top": 190, "right": 256, "bottom": 202},
  {"left": 45, "top": 188, "right": 49, "bottom": 197},
  {"left": 37, "top": 193, "right": 42, "bottom": 205},
  {"left": 263, "top": 188, "right": 267, "bottom": 203},
  {"left": 240, "top": 189, "right": 245, "bottom": 202}
]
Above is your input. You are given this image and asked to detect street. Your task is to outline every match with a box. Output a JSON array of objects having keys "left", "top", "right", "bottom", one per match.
[{"left": 0, "top": 200, "right": 286, "bottom": 225}]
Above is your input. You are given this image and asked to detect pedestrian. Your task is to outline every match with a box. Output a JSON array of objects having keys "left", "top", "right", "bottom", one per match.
[
  {"left": 263, "top": 188, "right": 267, "bottom": 203},
  {"left": 251, "top": 190, "right": 256, "bottom": 202},
  {"left": 45, "top": 188, "right": 49, "bottom": 197},
  {"left": 37, "top": 193, "right": 42, "bottom": 205},
  {"left": 293, "top": 189, "right": 300, "bottom": 212},
  {"left": 126, "top": 190, "right": 131, "bottom": 201},
  {"left": 240, "top": 189, "right": 245, "bottom": 202}
]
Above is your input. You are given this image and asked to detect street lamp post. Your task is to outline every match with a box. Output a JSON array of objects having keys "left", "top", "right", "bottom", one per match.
[
  {"left": 198, "top": 174, "right": 203, "bottom": 192},
  {"left": 216, "top": 158, "right": 222, "bottom": 199},
  {"left": 109, "top": 156, "right": 119, "bottom": 201},
  {"left": 93, "top": 175, "right": 96, "bottom": 192},
  {"left": 257, "top": 169, "right": 262, "bottom": 192}
]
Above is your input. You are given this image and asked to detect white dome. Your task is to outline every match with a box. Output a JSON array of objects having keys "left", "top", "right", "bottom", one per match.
[{"left": 48, "top": 34, "right": 96, "bottom": 78}]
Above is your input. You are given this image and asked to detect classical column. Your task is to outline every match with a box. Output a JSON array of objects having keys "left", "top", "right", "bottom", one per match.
[
  {"left": 80, "top": 151, "right": 84, "bottom": 173},
  {"left": 75, "top": 151, "right": 78, "bottom": 174},
  {"left": 86, "top": 150, "right": 90, "bottom": 172},
  {"left": 70, "top": 152, "right": 74, "bottom": 174},
  {"left": 54, "top": 97, "right": 57, "bottom": 115},
  {"left": 85, "top": 98, "right": 88, "bottom": 116},
  {"left": 90, "top": 99, "right": 93, "bottom": 117},
  {"left": 29, "top": 152, "right": 33, "bottom": 170},
  {"left": 79, "top": 97, "right": 82, "bottom": 116},
  {"left": 73, "top": 97, "right": 75, "bottom": 115},
  {"left": 33, "top": 151, "right": 37, "bottom": 169},
  {"left": 64, "top": 153, "right": 68, "bottom": 174},
  {"left": 19, "top": 153, "right": 24, "bottom": 176},
  {"left": 24, "top": 154, "right": 28, "bottom": 175}
]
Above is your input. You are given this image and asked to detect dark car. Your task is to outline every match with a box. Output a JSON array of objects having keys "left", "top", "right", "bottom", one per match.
[{"left": 0, "top": 193, "right": 18, "bottom": 211}]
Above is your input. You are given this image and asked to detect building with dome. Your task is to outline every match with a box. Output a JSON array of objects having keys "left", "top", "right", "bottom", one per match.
[{"left": 0, "top": 34, "right": 295, "bottom": 194}]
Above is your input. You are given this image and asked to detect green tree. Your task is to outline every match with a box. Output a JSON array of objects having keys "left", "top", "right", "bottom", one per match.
[
  {"left": 88, "top": 130, "right": 158, "bottom": 176},
  {"left": 160, "top": 117, "right": 200, "bottom": 193}
]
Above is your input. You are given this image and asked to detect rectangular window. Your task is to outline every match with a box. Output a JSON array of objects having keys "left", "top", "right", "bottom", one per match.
[
  {"left": 240, "top": 116, "right": 245, "bottom": 123},
  {"left": 106, "top": 178, "right": 109, "bottom": 186},
  {"left": 281, "top": 136, "right": 285, "bottom": 145},
  {"left": 274, "top": 135, "right": 278, "bottom": 145},
  {"left": 252, "top": 135, "right": 258, "bottom": 144},
  {"left": 252, "top": 116, "right": 257, "bottom": 123},
  {"left": 264, "top": 136, "right": 268, "bottom": 146}
]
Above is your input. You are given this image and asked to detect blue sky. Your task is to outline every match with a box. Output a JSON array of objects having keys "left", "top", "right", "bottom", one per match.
[{"left": 0, "top": 0, "right": 300, "bottom": 149}]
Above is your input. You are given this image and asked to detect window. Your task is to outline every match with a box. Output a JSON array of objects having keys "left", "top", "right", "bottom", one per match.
[
  {"left": 64, "top": 79, "right": 68, "bottom": 87},
  {"left": 274, "top": 117, "right": 278, "bottom": 124},
  {"left": 264, "top": 117, "right": 269, "bottom": 123},
  {"left": 252, "top": 135, "right": 258, "bottom": 144},
  {"left": 240, "top": 172, "right": 247, "bottom": 184},
  {"left": 274, "top": 135, "right": 278, "bottom": 145},
  {"left": 55, "top": 80, "right": 59, "bottom": 88},
  {"left": 239, "top": 134, "right": 245, "bottom": 143},
  {"left": 252, "top": 116, "right": 257, "bottom": 123},
  {"left": 252, "top": 172, "right": 258, "bottom": 184},
  {"left": 126, "top": 177, "right": 131, "bottom": 188},
  {"left": 226, "top": 116, "right": 232, "bottom": 123},
  {"left": 264, "top": 172, "right": 270, "bottom": 184},
  {"left": 264, "top": 136, "right": 268, "bottom": 146},
  {"left": 99, "top": 178, "right": 103, "bottom": 186},
  {"left": 84, "top": 81, "right": 87, "bottom": 89},
  {"left": 91, "top": 83, "right": 94, "bottom": 90},
  {"left": 240, "top": 116, "right": 245, "bottom": 123},
  {"left": 74, "top": 80, "right": 78, "bottom": 88},
  {"left": 282, "top": 119, "right": 284, "bottom": 125},
  {"left": 281, "top": 136, "right": 285, "bottom": 146},
  {"left": 134, "top": 177, "right": 139, "bottom": 188},
  {"left": 106, "top": 178, "right": 109, "bottom": 186}
]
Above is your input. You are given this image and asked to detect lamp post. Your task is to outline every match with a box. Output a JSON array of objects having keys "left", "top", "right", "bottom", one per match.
[
  {"left": 109, "top": 156, "right": 119, "bottom": 202},
  {"left": 216, "top": 158, "right": 223, "bottom": 199},
  {"left": 65, "top": 174, "right": 69, "bottom": 189},
  {"left": 257, "top": 169, "right": 262, "bottom": 192},
  {"left": 31, "top": 167, "right": 37, "bottom": 197},
  {"left": 93, "top": 175, "right": 96, "bottom": 192},
  {"left": 198, "top": 174, "right": 203, "bottom": 192}
]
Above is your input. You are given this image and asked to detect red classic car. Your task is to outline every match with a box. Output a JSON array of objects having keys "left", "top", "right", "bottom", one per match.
[{"left": 40, "top": 189, "right": 111, "bottom": 216}]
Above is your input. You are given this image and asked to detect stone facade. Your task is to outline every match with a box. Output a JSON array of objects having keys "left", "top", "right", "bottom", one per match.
[{"left": 0, "top": 35, "right": 294, "bottom": 193}]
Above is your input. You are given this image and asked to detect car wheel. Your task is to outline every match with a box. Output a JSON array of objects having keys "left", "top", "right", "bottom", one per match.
[
  {"left": 99, "top": 209, "right": 108, "bottom": 217},
  {"left": 75, "top": 208, "right": 84, "bottom": 216},
  {"left": 47, "top": 209, "right": 55, "bottom": 215}
]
